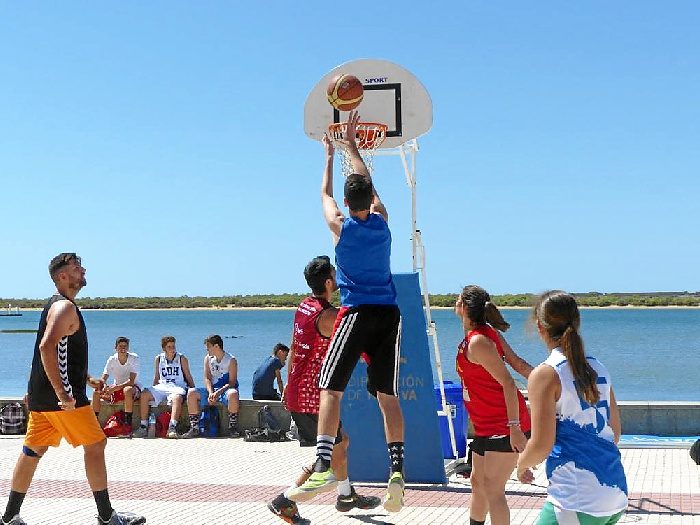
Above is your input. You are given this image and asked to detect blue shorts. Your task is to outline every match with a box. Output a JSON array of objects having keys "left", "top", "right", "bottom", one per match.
[{"left": 194, "top": 387, "right": 237, "bottom": 408}]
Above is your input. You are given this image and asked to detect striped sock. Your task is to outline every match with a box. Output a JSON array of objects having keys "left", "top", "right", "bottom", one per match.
[
  {"left": 316, "top": 434, "right": 335, "bottom": 463},
  {"left": 228, "top": 412, "right": 239, "bottom": 430},
  {"left": 189, "top": 414, "right": 198, "bottom": 429}
]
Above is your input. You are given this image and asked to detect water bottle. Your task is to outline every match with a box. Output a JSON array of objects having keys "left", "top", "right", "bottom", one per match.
[{"left": 147, "top": 413, "right": 156, "bottom": 438}]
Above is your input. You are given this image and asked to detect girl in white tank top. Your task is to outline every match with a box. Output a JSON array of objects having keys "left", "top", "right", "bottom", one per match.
[{"left": 516, "top": 291, "right": 628, "bottom": 525}]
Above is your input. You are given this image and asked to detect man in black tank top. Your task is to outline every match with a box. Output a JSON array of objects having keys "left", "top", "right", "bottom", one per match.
[{"left": 2, "top": 254, "right": 146, "bottom": 525}]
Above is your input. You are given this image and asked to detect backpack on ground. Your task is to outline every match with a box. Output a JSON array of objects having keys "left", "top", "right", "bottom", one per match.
[
  {"left": 155, "top": 411, "right": 172, "bottom": 438},
  {"left": 102, "top": 410, "right": 129, "bottom": 437},
  {"left": 198, "top": 405, "right": 220, "bottom": 438},
  {"left": 0, "top": 402, "right": 26, "bottom": 435},
  {"left": 257, "top": 405, "right": 280, "bottom": 432},
  {"left": 243, "top": 427, "right": 289, "bottom": 443},
  {"left": 243, "top": 405, "right": 288, "bottom": 442}
]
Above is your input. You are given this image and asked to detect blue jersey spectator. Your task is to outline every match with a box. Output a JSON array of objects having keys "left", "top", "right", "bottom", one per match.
[{"left": 252, "top": 343, "right": 289, "bottom": 400}]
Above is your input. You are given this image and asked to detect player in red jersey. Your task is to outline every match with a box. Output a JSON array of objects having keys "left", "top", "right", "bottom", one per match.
[
  {"left": 455, "top": 285, "right": 534, "bottom": 525},
  {"left": 267, "top": 256, "right": 379, "bottom": 524}
]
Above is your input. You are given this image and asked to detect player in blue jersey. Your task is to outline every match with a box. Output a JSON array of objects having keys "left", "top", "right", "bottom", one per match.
[{"left": 289, "top": 111, "right": 405, "bottom": 513}]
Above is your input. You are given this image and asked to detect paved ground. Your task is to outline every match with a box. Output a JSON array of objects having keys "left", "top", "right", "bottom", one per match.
[{"left": 0, "top": 435, "right": 698, "bottom": 524}]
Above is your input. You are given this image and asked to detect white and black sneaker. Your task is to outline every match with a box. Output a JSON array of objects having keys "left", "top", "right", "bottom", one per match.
[
  {"left": 97, "top": 511, "right": 146, "bottom": 525},
  {"left": 2, "top": 516, "right": 27, "bottom": 525}
]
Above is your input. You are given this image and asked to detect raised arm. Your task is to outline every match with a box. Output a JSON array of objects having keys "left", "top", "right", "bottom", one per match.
[
  {"left": 321, "top": 132, "right": 344, "bottom": 242},
  {"left": 340, "top": 111, "right": 388, "bottom": 221}
]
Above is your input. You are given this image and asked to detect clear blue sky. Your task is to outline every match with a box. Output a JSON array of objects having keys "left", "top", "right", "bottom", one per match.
[{"left": 1, "top": 2, "right": 698, "bottom": 298}]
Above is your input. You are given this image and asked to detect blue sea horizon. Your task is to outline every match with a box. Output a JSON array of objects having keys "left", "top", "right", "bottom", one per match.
[{"left": 1, "top": 308, "right": 698, "bottom": 402}]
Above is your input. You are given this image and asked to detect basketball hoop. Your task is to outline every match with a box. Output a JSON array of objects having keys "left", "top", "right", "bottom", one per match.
[{"left": 328, "top": 122, "right": 388, "bottom": 176}]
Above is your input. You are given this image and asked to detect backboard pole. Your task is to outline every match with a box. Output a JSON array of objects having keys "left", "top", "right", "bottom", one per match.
[{"left": 393, "top": 141, "right": 459, "bottom": 462}]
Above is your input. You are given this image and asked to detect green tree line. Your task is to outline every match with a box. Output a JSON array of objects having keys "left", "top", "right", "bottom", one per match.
[{"left": 2, "top": 292, "right": 699, "bottom": 309}]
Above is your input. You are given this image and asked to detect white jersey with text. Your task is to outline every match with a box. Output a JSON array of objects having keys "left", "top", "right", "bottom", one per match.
[{"left": 157, "top": 352, "right": 188, "bottom": 389}]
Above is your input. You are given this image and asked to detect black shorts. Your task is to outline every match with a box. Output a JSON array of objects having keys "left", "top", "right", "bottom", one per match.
[
  {"left": 318, "top": 304, "right": 401, "bottom": 397},
  {"left": 469, "top": 431, "right": 531, "bottom": 457},
  {"left": 291, "top": 412, "right": 343, "bottom": 447}
]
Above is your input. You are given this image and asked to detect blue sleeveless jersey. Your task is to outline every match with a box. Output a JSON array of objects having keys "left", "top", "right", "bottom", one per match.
[{"left": 335, "top": 213, "right": 396, "bottom": 307}]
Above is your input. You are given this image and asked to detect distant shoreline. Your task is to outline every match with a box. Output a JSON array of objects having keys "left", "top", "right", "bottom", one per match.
[{"left": 11, "top": 305, "right": 700, "bottom": 312}]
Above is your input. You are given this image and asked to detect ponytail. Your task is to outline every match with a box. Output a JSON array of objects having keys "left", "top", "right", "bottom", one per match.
[
  {"left": 484, "top": 301, "right": 510, "bottom": 332},
  {"left": 533, "top": 290, "right": 600, "bottom": 406},
  {"left": 560, "top": 325, "right": 599, "bottom": 405}
]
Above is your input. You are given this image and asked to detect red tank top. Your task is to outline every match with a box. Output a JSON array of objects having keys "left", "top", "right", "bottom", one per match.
[
  {"left": 455, "top": 324, "right": 531, "bottom": 436},
  {"left": 285, "top": 296, "right": 333, "bottom": 414}
]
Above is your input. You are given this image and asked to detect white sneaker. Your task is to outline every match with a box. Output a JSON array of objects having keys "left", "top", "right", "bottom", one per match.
[{"left": 383, "top": 471, "right": 405, "bottom": 513}]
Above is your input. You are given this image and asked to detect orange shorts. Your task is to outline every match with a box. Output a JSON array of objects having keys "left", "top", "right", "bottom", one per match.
[{"left": 24, "top": 405, "right": 106, "bottom": 449}]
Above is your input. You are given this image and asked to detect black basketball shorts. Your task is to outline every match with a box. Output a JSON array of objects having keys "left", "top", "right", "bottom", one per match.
[{"left": 318, "top": 304, "right": 401, "bottom": 397}]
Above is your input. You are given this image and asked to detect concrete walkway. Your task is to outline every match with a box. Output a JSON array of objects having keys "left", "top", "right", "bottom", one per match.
[{"left": 0, "top": 435, "right": 698, "bottom": 524}]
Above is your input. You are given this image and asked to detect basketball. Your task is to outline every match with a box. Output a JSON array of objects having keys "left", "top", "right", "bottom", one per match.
[{"left": 327, "top": 74, "right": 364, "bottom": 111}]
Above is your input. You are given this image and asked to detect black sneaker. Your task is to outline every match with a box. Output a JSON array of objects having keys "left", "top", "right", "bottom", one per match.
[
  {"left": 228, "top": 427, "right": 242, "bottom": 438},
  {"left": 335, "top": 486, "right": 382, "bottom": 512},
  {"left": 267, "top": 494, "right": 311, "bottom": 524}
]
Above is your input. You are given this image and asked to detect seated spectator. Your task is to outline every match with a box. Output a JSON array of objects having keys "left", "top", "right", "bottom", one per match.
[
  {"left": 182, "top": 335, "right": 241, "bottom": 438},
  {"left": 132, "top": 335, "right": 195, "bottom": 439},
  {"left": 91, "top": 336, "right": 141, "bottom": 436},
  {"left": 252, "top": 343, "right": 289, "bottom": 401}
]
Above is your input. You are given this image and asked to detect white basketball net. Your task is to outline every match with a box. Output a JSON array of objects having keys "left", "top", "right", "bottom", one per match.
[{"left": 328, "top": 122, "right": 387, "bottom": 176}]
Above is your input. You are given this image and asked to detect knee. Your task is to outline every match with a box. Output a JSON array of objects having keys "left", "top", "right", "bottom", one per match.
[
  {"left": 482, "top": 477, "right": 507, "bottom": 501},
  {"left": 123, "top": 386, "right": 133, "bottom": 396},
  {"left": 227, "top": 389, "right": 239, "bottom": 401},
  {"left": 469, "top": 472, "right": 483, "bottom": 493},
  {"left": 377, "top": 392, "right": 400, "bottom": 409},
  {"left": 84, "top": 439, "right": 107, "bottom": 457},
  {"left": 187, "top": 388, "right": 198, "bottom": 401}
]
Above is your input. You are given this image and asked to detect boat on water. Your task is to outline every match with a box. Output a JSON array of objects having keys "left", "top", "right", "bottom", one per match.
[{"left": 0, "top": 304, "right": 22, "bottom": 317}]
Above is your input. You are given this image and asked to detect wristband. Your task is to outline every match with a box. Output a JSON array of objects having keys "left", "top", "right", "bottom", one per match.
[{"left": 507, "top": 420, "right": 521, "bottom": 427}]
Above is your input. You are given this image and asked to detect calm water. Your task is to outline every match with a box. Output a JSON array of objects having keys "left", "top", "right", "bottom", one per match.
[{"left": 1, "top": 308, "right": 698, "bottom": 401}]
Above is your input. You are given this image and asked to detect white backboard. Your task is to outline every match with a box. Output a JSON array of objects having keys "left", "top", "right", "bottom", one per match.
[{"left": 304, "top": 59, "right": 432, "bottom": 149}]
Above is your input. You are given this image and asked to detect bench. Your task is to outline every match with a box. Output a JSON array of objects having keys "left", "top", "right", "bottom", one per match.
[{"left": 97, "top": 398, "right": 291, "bottom": 437}]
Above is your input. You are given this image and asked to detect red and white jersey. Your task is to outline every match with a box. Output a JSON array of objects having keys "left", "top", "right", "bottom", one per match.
[
  {"left": 456, "top": 324, "right": 531, "bottom": 437},
  {"left": 285, "top": 296, "right": 333, "bottom": 414}
]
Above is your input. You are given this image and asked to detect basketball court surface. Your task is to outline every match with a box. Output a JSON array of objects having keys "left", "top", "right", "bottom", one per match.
[{"left": 0, "top": 435, "right": 697, "bottom": 524}]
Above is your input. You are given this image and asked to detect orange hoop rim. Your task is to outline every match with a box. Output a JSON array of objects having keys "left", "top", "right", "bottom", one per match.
[{"left": 328, "top": 122, "right": 388, "bottom": 150}]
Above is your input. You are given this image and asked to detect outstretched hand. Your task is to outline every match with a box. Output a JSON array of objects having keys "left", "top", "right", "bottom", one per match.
[
  {"left": 322, "top": 132, "right": 334, "bottom": 157},
  {"left": 334, "top": 110, "right": 361, "bottom": 149}
]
